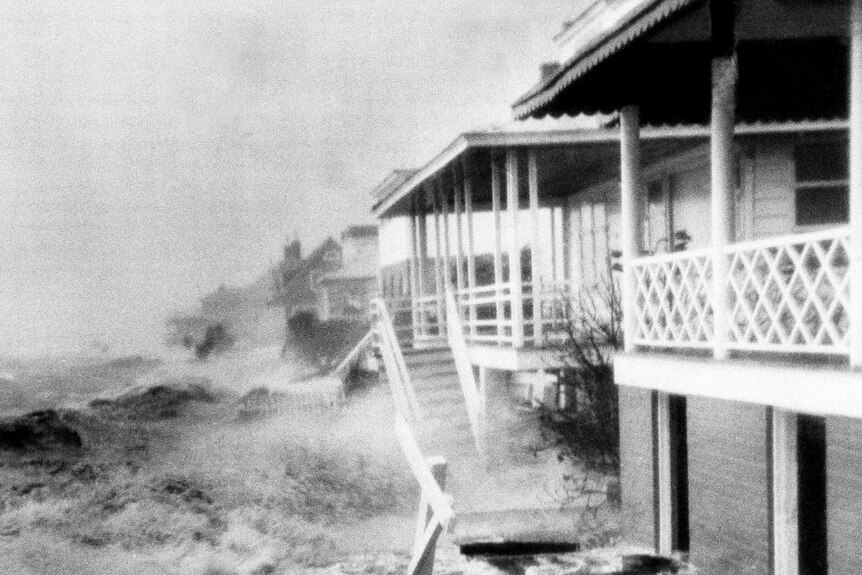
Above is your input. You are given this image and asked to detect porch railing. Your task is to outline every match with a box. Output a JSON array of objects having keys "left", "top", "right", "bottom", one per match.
[
  {"left": 632, "top": 248, "right": 714, "bottom": 349},
  {"left": 631, "top": 227, "right": 852, "bottom": 355},
  {"left": 384, "top": 295, "right": 414, "bottom": 347},
  {"left": 413, "top": 294, "right": 448, "bottom": 347}
]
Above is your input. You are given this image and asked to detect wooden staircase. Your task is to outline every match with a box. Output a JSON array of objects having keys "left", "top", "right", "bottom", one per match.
[{"left": 403, "top": 348, "right": 475, "bottom": 459}]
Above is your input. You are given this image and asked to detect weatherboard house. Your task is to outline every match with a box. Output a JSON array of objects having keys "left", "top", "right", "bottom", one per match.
[{"left": 375, "top": 0, "right": 862, "bottom": 573}]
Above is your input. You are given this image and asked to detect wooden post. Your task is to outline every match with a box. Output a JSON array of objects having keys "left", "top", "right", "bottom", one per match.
[
  {"left": 711, "top": 55, "right": 737, "bottom": 361},
  {"left": 492, "top": 154, "right": 505, "bottom": 343},
  {"left": 409, "top": 197, "right": 419, "bottom": 338},
  {"left": 528, "top": 150, "right": 543, "bottom": 346},
  {"left": 477, "top": 366, "right": 489, "bottom": 451},
  {"left": 417, "top": 192, "right": 428, "bottom": 340},
  {"left": 507, "top": 149, "right": 524, "bottom": 347},
  {"left": 850, "top": 0, "right": 862, "bottom": 369},
  {"left": 620, "top": 106, "right": 643, "bottom": 354},
  {"left": 654, "top": 392, "right": 672, "bottom": 555},
  {"left": 562, "top": 199, "right": 573, "bottom": 290},
  {"left": 432, "top": 184, "right": 445, "bottom": 337},
  {"left": 771, "top": 408, "right": 799, "bottom": 575},
  {"left": 441, "top": 179, "right": 452, "bottom": 291},
  {"left": 413, "top": 456, "right": 448, "bottom": 570},
  {"left": 464, "top": 158, "right": 478, "bottom": 338},
  {"left": 550, "top": 205, "right": 559, "bottom": 284},
  {"left": 454, "top": 167, "right": 465, "bottom": 296}
]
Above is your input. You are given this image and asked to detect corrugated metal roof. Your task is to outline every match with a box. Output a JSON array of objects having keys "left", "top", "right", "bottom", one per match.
[{"left": 512, "top": 0, "right": 701, "bottom": 119}]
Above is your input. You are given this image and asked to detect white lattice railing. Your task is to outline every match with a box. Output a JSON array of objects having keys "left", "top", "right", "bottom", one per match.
[
  {"left": 455, "top": 283, "right": 514, "bottom": 346},
  {"left": 632, "top": 248, "right": 714, "bottom": 348},
  {"left": 412, "top": 294, "right": 447, "bottom": 347},
  {"left": 726, "top": 227, "right": 851, "bottom": 354},
  {"left": 631, "top": 227, "right": 853, "bottom": 356}
]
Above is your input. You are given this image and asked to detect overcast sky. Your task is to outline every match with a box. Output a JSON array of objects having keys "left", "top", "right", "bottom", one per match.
[{"left": 0, "top": 0, "right": 585, "bottom": 357}]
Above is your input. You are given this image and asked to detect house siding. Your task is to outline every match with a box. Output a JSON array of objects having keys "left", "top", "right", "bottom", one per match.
[
  {"left": 751, "top": 141, "right": 795, "bottom": 239},
  {"left": 686, "top": 396, "right": 770, "bottom": 575},
  {"left": 827, "top": 415, "right": 862, "bottom": 575},
  {"left": 618, "top": 386, "right": 656, "bottom": 548}
]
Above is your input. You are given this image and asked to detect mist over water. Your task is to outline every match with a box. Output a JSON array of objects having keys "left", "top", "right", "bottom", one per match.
[{"left": 0, "top": 0, "right": 587, "bottom": 357}]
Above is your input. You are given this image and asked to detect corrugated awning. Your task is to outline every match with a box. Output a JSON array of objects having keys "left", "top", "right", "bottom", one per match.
[{"left": 512, "top": 0, "right": 701, "bottom": 119}]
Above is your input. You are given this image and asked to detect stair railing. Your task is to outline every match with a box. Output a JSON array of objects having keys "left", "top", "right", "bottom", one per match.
[
  {"left": 444, "top": 289, "right": 488, "bottom": 455},
  {"left": 331, "top": 327, "right": 376, "bottom": 380},
  {"left": 373, "top": 297, "right": 422, "bottom": 423},
  {"left": 378, "top": 296, "right": 452, "bottom": 575},
  {"left": 395, "top": 415, "right": 453, "bottom": 575}
]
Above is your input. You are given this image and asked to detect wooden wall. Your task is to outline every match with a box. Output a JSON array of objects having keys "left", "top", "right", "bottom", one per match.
[
  {"left": 827, "top": 415, "right": 862, "bottom": 575},
  {"left": 618, "top": 386, "right": 656, "bottom": 548},
  {"left": 686, "top": 396, "right": 770, "bottom": 575}
]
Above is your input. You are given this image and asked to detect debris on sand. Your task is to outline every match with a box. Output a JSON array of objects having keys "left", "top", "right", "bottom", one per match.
[
  {"left": 90, "top": 377, "right": 218, "bottom": 420},
  {"left": 0, "top": 410, "right": 84, "bottom": 452}
]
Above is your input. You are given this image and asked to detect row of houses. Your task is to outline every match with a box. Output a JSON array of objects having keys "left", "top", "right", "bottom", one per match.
[
  {"left": 371, "top": 1, "right": 862, "bottom": 573},
  {"left": 275, "top": 224, "right": 379, "bottom": 323}
]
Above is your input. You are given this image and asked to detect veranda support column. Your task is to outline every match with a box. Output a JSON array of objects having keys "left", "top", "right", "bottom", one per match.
[
  {"left": 620, "top": 106, "right": 643, "bottom": 354},
  {"left": 464, "top": 158, "right": 478, "bottom": 338},
  {"left": 528, "top": 150, "right": 544, "bottom": 347},
  {"left": 409, "top": 197, "right": 419, "bottom": 335},
  {"left": 454, "top": 168, "right": 465, "bottom": 296},
  {"left": 711, "top": 55, "right": 737, "bottom": 361},
  {"left": 432, "top": 184, "right": 445, "bottom": 337},
  {"left": 441, "top": 179, "right": 452, "bottom": 291},
  {"left": 850, "top": 0, "right": 862, "bottom": 369},
  {"left": 491, "top": 155, "right": 505, "bottom": 342},
  {"left": 416, "top": 192, "right": 428, "bottom": 338},
  {"left": 507, "top": 149, "right": 525, "bottom": 348}
]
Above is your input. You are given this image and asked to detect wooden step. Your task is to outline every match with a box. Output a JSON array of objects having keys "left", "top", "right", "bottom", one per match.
[{"left": 449, "top": 509, "right": 582, "bottom": 554}]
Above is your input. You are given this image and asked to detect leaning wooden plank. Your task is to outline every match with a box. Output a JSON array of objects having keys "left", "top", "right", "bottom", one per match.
[
  {"left": 407, "top": 514, "right": 444, "bottom": 575},
  {"left": 394, "top": 416, "right": 453, "bottom": 522},
  {"left": 331, "top": 327, "right": 375, "bottom": 377},
  {"left": 444, "top": 289, "right": 487, "bottom": 455},
  {"left": 375, "top": 298, "right": 422, "bottom": 420}
]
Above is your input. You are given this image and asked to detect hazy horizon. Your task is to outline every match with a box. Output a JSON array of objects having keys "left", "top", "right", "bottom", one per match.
[{"left": 0, "top": 0, "right": 586, "bottom": 358}]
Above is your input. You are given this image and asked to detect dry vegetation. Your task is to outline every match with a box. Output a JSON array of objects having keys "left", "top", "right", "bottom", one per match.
[{"left": 0, "top": 353, "right": 418, "bottom": 575}]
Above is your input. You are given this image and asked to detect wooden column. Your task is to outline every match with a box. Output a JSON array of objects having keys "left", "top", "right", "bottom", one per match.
[
  {"left": 440, "top": 179, "right": 452, "bottom": 291},
  {"left": 464, "top": 158, "right": 478, "bottom": 337},
  {"left": 850, "top": 0, "right": 862, "bottom": 369},
  {"left": 562, "top": 199, "right": 573, "bottom": 289},
  {"left": 432, "top": 184, "right": 445, "bottom": 335},
  {"left": 549, "top": 205, "right": 559, "bottom": 284},
  {"left": 654, "top": 392, "right": 672, "bottom": 555},
  {"left": 409, "top": 197, "right": 419, "bottom": 334},
  {"left": 710, "top": 55, "right": 737, "bottom": 361},
  {"left": 491, "top": 154, "right": 505, "bottom": 341},
  {"left": 454, "top": 168, "right": 465, "bottom": 296},
  {"left": 412, "top": 456, "right": 448, "bottom": 575},
  {"left": 416, "top": 192, "right": 428, "bottom": 338},
  {"left": 507, "top": 149, "right": 524, "bottom": 347},
  {"left": 620, "top": 106, "right": 643, "bottom": 354},
  {"left": 528, "top": 150, "right": 543, "bottom": 346},
  {"left": 771, "top": 408, "right": 799, "bottom": 575}
]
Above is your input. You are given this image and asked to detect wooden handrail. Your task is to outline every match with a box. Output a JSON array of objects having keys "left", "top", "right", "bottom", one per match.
[
  {"left": 394, "top": 415, "right": 454, "bottom": 523},
  {"left": 444, "top": 289, "right": 487, "bottom": 455},
  {"left": 374, "top": 298, "right": 422, "bottom": 421},
  {"left": 331, "top": 328, "right": 375, "bottom": 377}
]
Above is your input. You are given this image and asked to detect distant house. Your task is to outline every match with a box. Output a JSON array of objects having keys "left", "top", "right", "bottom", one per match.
[
  {"left": 275, "top": 236, "right": 342, "bottom": 319},
  {"left": 315, "top": 225, "right": 379, "bottom": 320}
]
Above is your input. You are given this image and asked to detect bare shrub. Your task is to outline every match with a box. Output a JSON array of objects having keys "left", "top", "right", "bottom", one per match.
[{"left": 535, "top": 275, "right": 623, "bottom": 535}]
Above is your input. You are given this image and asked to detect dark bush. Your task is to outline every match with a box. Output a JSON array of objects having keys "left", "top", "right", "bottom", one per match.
[
  {"left": 194, "top": 323, "right": 234, "bottom": 360},
  {"left": 287, "top": 311, "right": 369, "bottom": 374}
]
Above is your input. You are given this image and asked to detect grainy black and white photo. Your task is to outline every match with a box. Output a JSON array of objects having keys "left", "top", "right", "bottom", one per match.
[{"left": 0, "top": 0, "right": 857, "bottom": 574}]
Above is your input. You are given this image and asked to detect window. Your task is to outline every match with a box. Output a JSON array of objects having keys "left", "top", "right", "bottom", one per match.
[{"left": 795, "top": 141, "right": 848, "bottom": 227}]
